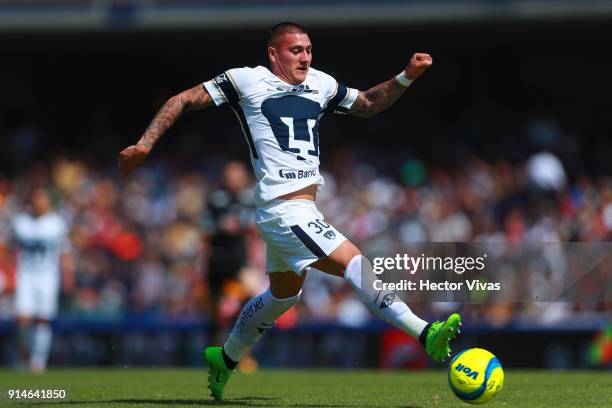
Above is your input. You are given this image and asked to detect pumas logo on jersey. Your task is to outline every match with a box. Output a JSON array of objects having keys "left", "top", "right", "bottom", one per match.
[
  {"left": 323, "top": 230, "right": 336, "bottom": 240},
  {"left": 379, "top": 293, "right": 395, "bottom": 310},
  {"left": 215, "top": 73, "right": 230, "bottom": 84},
  {"left": 272, "top": 84, "right": 319, "bottom": 94},
  {"left": 279, "top": 169, "right": 318, "bottom": 180}
]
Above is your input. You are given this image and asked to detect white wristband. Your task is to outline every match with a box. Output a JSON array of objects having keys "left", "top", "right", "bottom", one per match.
[{"left": 395, "top": 71, "right": 413, "bottom": 87}]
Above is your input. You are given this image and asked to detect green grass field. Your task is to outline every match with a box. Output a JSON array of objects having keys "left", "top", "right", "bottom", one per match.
[{"left": 0, "top": 369, "right": 610, "bottom": 407}]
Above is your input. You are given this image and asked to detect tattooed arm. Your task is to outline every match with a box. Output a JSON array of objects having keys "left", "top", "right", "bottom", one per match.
[
  {"left": 118, "top": 84, "right": 213, "bottom": 177},
  {"left": 349, "top": 53, "right": 433, "bottom": 119},
  {"left": 348, "top": 78, "right": 408, "bottom": 119}
]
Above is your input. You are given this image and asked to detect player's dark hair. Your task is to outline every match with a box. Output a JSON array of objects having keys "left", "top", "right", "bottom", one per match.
[{"left": 268, "top": 22, "right": 307, "bottom": 47}]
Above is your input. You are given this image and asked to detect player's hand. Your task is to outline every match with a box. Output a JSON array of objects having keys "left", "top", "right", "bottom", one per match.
[
  {"left": 405, "top": 53, "right": 433, "bottom": 80},
  {"left": 118, "top": 144, "right": 150, "bottom": 177}
]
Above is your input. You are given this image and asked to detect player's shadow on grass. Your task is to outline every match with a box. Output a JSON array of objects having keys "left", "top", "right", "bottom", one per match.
[
  {"left": 105, "top": 401, "right": 420, "bottom": 408},
  {"left": 36, "top": 397, "right": 279, "bottom": 406},
  {"left": 33, "top": 397, "right": 422, "bottom": 407},
  {"left": 111, "top": 397, "right": 279, "bottom": 406}
]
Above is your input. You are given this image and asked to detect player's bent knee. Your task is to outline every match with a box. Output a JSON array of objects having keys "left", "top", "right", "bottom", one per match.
[
  {"left": 329, "top": 240, "right": 361, "bottom": 268},
  {"left": 310, "top": 241, "right": 361, "bottom": 277},
  {"left": 343, "top": 242, "right": 362, "bottom": 262}
]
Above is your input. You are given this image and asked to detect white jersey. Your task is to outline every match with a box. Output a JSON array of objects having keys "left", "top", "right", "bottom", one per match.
[
  {"left": 203, "top": 66, "right": 358, "bottom": 204},
  {"left": 12, "top": 212, "right": 68, "bottom": 277}
]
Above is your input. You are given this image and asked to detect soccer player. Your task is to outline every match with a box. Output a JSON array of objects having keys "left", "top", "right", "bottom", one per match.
[
  {"left": 204, "top": 161, "right": 256, "bottom": 342},
  {"left": 12, "top": 188, "right": 73, "bottom": 372},
  {"left": 118, "top": 22, "right": 461, "bottom": 400}
]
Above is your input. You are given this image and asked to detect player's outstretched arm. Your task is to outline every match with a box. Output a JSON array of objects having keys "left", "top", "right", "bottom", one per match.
[
  {"left": 348, "top": 52, "right": 432, "bottom": 118},
  {"left": 118, "top": 84, "right": 214, "bottom": 177}
]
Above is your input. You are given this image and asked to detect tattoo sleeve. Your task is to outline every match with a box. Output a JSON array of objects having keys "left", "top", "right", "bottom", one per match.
[
  {"left": 137, "top": 84, "right": 213, "bottom": 150},
  {"left": 348, "top": 78, "right": 407, "bottom": 119}
]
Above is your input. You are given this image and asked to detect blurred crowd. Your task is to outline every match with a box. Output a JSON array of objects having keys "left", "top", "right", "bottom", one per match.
[{"left": 0, "top": 125, "right": 610, "bottom": 329}]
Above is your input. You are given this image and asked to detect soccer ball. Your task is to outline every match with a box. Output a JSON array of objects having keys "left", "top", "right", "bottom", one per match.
[{"left": 448, "top": 348, "right": 504, "bottom": 404}]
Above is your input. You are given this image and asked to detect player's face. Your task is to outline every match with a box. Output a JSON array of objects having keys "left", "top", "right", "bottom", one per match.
[
  {"left": 269, "top": 32, "right": 312, "bottom": 85},
  {"left": 31, "top": 189, "right": 51, "bottom": 216},
  {"left": 223, "top": 161, "right": 249, "bottom": 193}
]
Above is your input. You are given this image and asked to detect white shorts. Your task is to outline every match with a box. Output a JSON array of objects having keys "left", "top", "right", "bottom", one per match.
[
  {"left": 256, "top": 199, "right": 347, "bottom": 275},
  {"left": 15, "top": 272, "right": 60, "bottom": 320}
]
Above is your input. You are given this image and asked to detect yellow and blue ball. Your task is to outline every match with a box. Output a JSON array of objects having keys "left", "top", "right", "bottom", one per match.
[{"left": 448, "top": 348, "right": 504, "bottom": 404}]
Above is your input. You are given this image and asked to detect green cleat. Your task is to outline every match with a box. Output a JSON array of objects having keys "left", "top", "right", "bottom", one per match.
[
  {"left": 203, "top": 346, "right": 234, "bottom": 400},
  {"left": 425, "top": 313, "right": 462, "bottom": 362}
]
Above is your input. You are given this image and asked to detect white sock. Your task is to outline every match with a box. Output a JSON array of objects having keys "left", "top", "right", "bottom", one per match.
[
  {"left": 345, "top": 255, "right": 428, "bottom": 338},
  {"left": 223, "top": 289, "right": 301, "bottom": 362},
  {"left": 30, "top": 323, "right": 52, "bottom": 371}
]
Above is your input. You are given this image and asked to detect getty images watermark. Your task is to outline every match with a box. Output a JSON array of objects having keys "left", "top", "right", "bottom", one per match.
[
  {"left": 371, "top": 253, "right": 500, "bottom": 292},
  {"left": 364, "top": 242, "right": 611, "bottom": 303}
]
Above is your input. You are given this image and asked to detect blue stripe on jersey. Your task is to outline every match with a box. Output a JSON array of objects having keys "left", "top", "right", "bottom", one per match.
[
  {"left": 326, "top": 83, "right": 348, "bottom": 111},
  {"left": 290, "top": 225, "right": 326, "bottom": 258},
  {"left": 214, "top": 71, "right": 240, "bottom": 104},
  {"left": 230, "top": 103, "right": 259, "bottom": 160}
]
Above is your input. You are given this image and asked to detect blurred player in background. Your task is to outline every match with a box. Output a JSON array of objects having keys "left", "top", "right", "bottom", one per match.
[
  {"left": 11, "top": 188, "right": 74, "bottom": 373},
  {"left": 118, "top": 22, "right": 461, "bottom": 400},
  {"left": 204, "top": 161, "right": 256, "bottom": 342}
]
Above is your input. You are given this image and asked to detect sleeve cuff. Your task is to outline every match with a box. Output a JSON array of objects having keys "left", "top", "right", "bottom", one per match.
[
  {"left": 202, "top": 80, "right": 227, "bottom": 107},
  {"left": 339, "top": 87, "right": 359, "bottom": 110}
]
